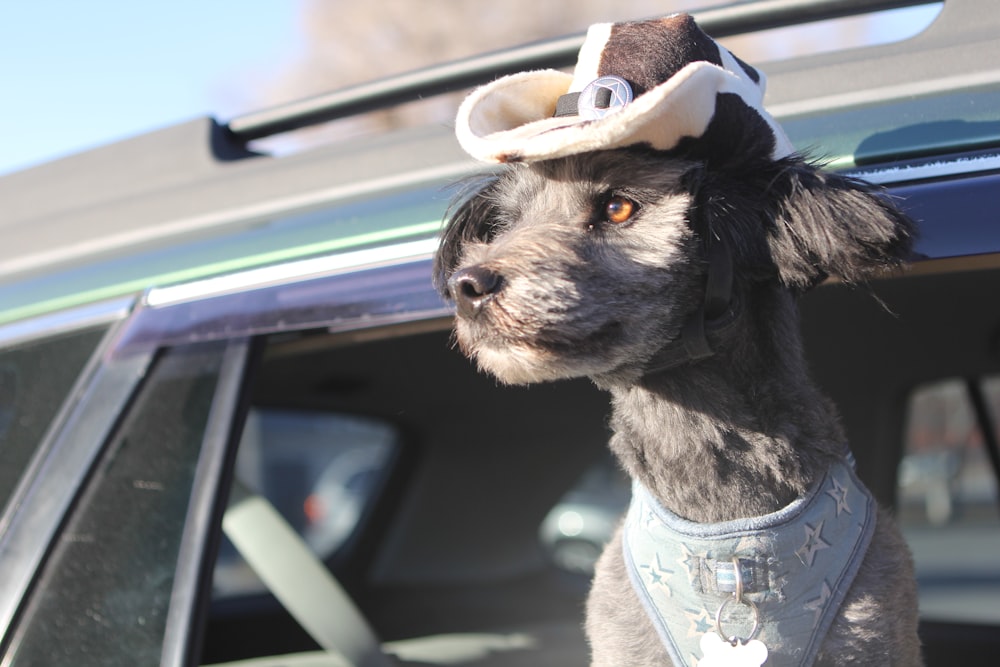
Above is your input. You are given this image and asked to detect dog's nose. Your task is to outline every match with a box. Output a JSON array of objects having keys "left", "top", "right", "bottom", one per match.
[{"left": 448, "top": 266, "right": 502, "bottom": 319}]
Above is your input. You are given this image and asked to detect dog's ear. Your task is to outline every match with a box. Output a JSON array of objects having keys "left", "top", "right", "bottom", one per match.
[
  {"left": 699, "top": 160, "right": 916, "bottom": 291},
  {"left": 763, "top": 163, "right": 915, "bottom": 289},
  {"left": 433, "top": 175, "right": 501, "bottom": 298}
]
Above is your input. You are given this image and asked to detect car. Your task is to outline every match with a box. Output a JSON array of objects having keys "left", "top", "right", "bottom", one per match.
[{"left": 1, "top": 0, "right": 999, "bottom": 665}]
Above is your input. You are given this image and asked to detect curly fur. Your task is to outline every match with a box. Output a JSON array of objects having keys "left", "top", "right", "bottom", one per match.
[{"left": 434, "top": 144, "right": 922, "bottom": 666}]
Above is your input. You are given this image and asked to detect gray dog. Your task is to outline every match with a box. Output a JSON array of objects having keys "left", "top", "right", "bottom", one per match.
[{"left": 435, "top": 15, "right": 922, "bottom": 667}]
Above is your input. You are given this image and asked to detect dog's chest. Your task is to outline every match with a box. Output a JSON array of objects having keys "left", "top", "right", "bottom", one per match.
[{"left": 622, "top": 459, "right": 876, "bottom": 667}]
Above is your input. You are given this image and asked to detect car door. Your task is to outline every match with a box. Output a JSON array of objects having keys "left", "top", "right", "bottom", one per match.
[
  {"left": 0, "top": 224, "right": 447, "bottom": 666},
  {"left": 0, "top": 333, "right": 252, "bottom": 666}
]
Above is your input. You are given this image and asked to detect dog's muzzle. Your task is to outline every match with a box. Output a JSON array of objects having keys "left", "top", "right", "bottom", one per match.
[{"left": 448, "top": 266, "right": 503, "bottom": 319}]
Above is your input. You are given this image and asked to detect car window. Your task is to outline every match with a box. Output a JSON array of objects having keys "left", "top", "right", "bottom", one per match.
[
  {"left": 898, "top": 377, "right": 1000, "bottom": 624},
  {"left": 0, "top": 325, "right": 108, "bottom": 516},
  {"left": 779, "top": 83, "right": 1000, "bottom": 169},
  {"left": 212, "top": 408, "right": 399, "bottom": 598},
  {"left": 3, "top": 342, "right": 227, "bottom": 667}
]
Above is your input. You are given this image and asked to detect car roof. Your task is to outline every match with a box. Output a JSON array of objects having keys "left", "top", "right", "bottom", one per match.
[
  {"left": 0, "top": 121, "right": 470, "bottom": 325},
  {"left": 0, "top": 120, "right": 470, "bottom": 276},
  {"left": 0, "top": 0, "right": 997, "bottom": 328}
]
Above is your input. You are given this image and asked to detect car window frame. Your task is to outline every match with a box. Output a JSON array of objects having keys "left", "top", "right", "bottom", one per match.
[
  {"left": 0, "top": 243, "right": 451, "bottom": 663},
  {"left": 148, "top": 251, "right": 451, "bottom": 665},
  {"left": 0, "top": 299, "right": 142, "bottom": 640},
  {"left": 113, "top": 238, "right": 446, "bottom": 359},
  {"left": 0, "top": 314, "right": 116, "bottom": 518},
  {"left": 160, "top": 338, "right": 256, "bottom": 667}
]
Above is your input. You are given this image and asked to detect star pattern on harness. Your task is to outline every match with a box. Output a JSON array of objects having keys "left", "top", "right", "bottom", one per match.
[
  {"left": 677, "top": 543, "right": 701, "bottom": 582},
  {"left": 825, "top": 476, "right": 852, "bottom": 517},
  {"left": 621, "top": 462, "right": 876, "bottom": 665},
  {"left": 685, "top": 608, "right": 714, "bottom": 638},
  {"left": 641, "top": 552, "right": 674, "bottom": 597},
  {"left": 796, "top": 520, "right": 831, "bottom": 567},
  {"left": 735, "top": 535, "right": 766, "bottom": 554},
  {"left": 803, "top": 580, "right": 833, "bottom": 626}
]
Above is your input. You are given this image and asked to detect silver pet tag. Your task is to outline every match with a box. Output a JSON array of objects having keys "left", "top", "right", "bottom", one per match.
[{"left": 697, "top": 632, "right": 769, "bottom": 667}]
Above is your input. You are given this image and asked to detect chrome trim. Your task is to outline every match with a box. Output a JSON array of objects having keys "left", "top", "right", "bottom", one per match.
[
  {"left": 0, "top": 297, "right": 133, "bottom": 350},
  {"left": 161, "top": 339, "right": 251, "bottom": 667},
  {"left": 849, "top": 152, "right": 1000, "bottom": 185},
  {"left": 0, "top": 318, "right": 153, "bottom": 644},
  {"left": 114, "top": 247, "right": 451, "bottom": 358},
  {"left": 144, "top": 238, "right": 439, "bottom": 307}
]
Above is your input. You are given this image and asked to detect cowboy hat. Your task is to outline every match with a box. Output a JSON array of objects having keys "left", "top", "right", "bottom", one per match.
[{"left": 455, "top": 14, "right": 795, "bottom": 164}]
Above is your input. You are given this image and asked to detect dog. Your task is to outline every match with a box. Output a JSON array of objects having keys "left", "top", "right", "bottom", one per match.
[{"left": 434, "top": 15, "right": 922, "bottom": 667}]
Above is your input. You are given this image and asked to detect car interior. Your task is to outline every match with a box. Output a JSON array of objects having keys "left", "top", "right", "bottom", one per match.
[
  {"left": 194, "top": 254, "right": 1000, "bottom": 666},
  {"left": 198, "top": 318, "right": 609, "bottom": 666}
]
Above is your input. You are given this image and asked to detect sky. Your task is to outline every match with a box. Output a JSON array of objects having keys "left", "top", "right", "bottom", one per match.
[
  {"left": 0, "top": 1, "right": 302, "bottom": 175},
  {"left": 0, "top": 2, "right": 941, "bottom": 178}
]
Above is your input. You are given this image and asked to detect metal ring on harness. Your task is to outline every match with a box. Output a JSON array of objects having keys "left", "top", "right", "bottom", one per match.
[{"left": 715, "top": 557, "right": 760, "bottom": 645}]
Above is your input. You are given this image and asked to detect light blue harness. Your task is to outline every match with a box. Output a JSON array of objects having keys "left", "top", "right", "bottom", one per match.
[{"left": 622, "top": 458, "right": 876, "bottom": 666}]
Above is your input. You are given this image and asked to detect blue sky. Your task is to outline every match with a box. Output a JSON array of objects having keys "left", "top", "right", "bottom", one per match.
[
  {"left": 0, "top": 1, "right": 301, "bottom": 175},
  {"left": 0, "top": 2, "right": 941, "bottom": 178}
]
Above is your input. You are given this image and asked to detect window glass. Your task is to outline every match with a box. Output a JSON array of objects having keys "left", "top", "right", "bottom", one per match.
[
  {"left": 212, "top": 408, "right": 399, "bottom": 598},
  {"left": 4, "top": 343, "right": 226, "bottom": 667},
  {"left": 0, "top": 325, "right": 107, "bottom": 516},
  {"left": 780, "top": 84, "right": 1000, "bottom": 169},
  {"left": 898, "top": 377, "right": 1000, "bottom": 624}
]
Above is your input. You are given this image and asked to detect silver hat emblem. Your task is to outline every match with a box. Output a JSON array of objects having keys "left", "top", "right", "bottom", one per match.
[{"left": 578, "top": 76, "right": 634, "bottom": 120}]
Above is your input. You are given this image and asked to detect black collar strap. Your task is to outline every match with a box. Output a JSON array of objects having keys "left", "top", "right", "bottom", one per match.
[{"left": 641, "top": 239, "right": 737, "bottom": 376}]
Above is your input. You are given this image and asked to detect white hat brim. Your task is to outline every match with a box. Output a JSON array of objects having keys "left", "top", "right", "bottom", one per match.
[{"left": 456, "top": 60, "right": 793, "bottom": 164}]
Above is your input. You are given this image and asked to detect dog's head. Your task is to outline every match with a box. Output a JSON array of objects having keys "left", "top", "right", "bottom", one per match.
[
  {"left": 436, "top": 149, "right": 702, "bottom": 384},
  {"left": 434, "top": 15, "right": 914, "bottom": 385},
  {"left": 434, "top": 148, "right": 912, "bottom": 385}
]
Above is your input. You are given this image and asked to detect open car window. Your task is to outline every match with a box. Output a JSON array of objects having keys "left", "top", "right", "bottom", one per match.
[{"left": 213, "top": 408, "right": 400, "bottom": 598}]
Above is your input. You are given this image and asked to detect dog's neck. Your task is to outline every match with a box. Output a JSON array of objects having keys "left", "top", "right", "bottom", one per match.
[{"left": 602, "top": 284, "right": 845, "bottom": 524}]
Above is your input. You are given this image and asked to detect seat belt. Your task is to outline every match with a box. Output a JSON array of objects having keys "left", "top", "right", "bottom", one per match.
[{"left": 222, "top": 484, "right": 395, "bottom": 667}]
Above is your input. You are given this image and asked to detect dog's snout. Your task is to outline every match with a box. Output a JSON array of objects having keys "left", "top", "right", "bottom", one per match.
[{"left": 448, "top": 266, "right": 502, "bottom": 319}]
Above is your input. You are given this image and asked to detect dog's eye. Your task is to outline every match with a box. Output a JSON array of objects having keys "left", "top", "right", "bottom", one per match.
[{"left": 605, "top": 195, "right": 637, "bottom": 224}]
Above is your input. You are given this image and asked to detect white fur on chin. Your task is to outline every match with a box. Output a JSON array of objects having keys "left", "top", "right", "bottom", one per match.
[{"left": 470, "top": 339, "right": 631, "bottom": 386}]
